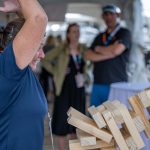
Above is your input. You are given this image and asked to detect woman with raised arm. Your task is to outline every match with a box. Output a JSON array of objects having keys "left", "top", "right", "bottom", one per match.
[{"left": 0, "top": 0, "right": 48, "bottom": 150}]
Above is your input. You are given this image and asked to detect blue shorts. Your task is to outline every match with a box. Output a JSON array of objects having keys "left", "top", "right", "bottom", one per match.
[{"left": 90, "top": 84, "right": 110, "bottom": 107}]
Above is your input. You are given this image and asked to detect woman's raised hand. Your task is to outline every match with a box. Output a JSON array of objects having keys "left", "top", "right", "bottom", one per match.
[{"left": 0, "top": 0, "right": 21, "bottom": 13}]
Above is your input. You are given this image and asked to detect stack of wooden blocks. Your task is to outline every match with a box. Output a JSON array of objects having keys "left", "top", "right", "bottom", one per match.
[{"left": 67, "top": 89, "right": 150, "bottom": 150}]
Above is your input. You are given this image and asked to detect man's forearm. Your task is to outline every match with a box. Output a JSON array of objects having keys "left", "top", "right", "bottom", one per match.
[
  {"left": 95, "top": 45, "right": 115, "bottom": 56},
  {"left": 95, "top": 43, "right": 125, "bottom": 57},
  {"left": 85, "top": 50, "right": 114, "bottom": 62}
]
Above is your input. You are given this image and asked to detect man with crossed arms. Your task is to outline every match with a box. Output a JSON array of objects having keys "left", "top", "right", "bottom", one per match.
[{"left": 86, "top": 4, "right": 132, "bottom": 106}]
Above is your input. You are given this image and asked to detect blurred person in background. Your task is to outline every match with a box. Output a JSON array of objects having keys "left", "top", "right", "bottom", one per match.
[
  {"left": 86, "top": 4, "right": 132, "bottom": 106},
  {"left": 44, "top": 35, "right": 56, "bottom": 53},
  {"left": 42, "top": 23, "right": 87, "bottom": 150},
  {"left": 40, "top": 35, "right": 56, "bottom": 102},
  {"left": 55, "top": 34, "right": 63, "bottom": 46}
]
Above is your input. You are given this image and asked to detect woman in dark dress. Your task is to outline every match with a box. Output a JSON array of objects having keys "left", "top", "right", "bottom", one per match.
[{"left": 42, "top": 23, "right": 87, "bottom": 150}]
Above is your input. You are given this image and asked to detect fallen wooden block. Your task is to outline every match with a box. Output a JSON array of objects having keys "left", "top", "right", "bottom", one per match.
[
  {"left": 125, "top": 136, "right": 137, "bottom": 150},
  {"left": 69, "top": 139, "right": 115, "bottom": 150},
  {"left": 69, "top": 140, "right": 85, "bottom": 150},
  {"left": 100, "top": 147, "right": 116, "bottom": 150},
  {"left": 138, "top": 90, "right": 150, "bottom": 116},
  {"left": 67, "top": 107, "right": 96, "bottom": 126},
  {"left": 129, "top": 95, "right": 150, "bottom": 138},
  {"left": 138, "top": 90, "right": 150, "bottom": 108},
  {"left": 113, "top": 101, "right": 145, "bottom": 133},
  {"left": 88, "top": 106, "right": 106, "bottom": 129},
  {"left": 133, "top": 116, "right": 145, "bottom": 133},
  {"left": 103, "top": 101, "right": 124, "bottom": 124},
  {"left": 76, "top": 129, "right": 96, "bottom": 146},
  {"left": 120, "top": 129, "right": 137, "bottom": 150},
  {"left": 68, "top": 115, "right": 112, "bottom": 143},
  {"left": 102, "top": 110, "right": 129, "bottom": 150},
  {"left": 96, "top": 105, "right": 106, "bottom": 113},
  {"left": 116, "top": 104, "right": 145, "bottom": 149}
]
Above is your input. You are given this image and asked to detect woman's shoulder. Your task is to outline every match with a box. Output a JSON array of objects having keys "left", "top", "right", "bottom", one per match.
[{"left": 53, "top": 42, "right": 68, "bottom": 52}]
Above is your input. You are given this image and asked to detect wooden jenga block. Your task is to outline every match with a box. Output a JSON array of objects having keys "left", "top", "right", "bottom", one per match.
[
  {"left": 138, "top": 90, "right": 150, "bottom": 108},
  {"left": 133, "top": 116, "right": 145, "bottom": 133},
  {"left": 102, "top": 110, "right": 129, "bottom": 150},
  {"left": 69, "top": 139, "right": 115, "bottom": 150},
  {"left": 69, "top": 140, "right": 85, "bottom": 150},
  {"left": 121, "top": 128, "right": 139, "bottom": 150},
  {"left": 117, "top": 104, "right": 145, "bottom": 149},
  {"left": 100, "top": 147, "right": 116, "bottom": 150},
  {"left": 67, "top": 107, "right": 96, "bottom": 126},
  {"left": 145, "top": 89, "right": 150, "bottom": 98},
  {"left": 68, "top": 115, "right": 112, "bottom": 143},
  {"left": 111, "top": 100, "right": 121, "bottom": 106},
  {"left": 76, "top": 129, "right": 96, "bottom": 146},
  {"left": 125, "top": 137, "right": 137, "bottom": 150},
  {"left": 113, "top": 101, "right": 145, "bottom": 133},
  {"left": 97, "top": 105, "right": 106, "bottom": 113},
  {"left": 129, "top": 95, "right": 150, "bottom": 138},
  {"left": 88, "top": 106, "right": 106, "bottom": 129},
  {"left": 138, "top": 90, "right": 150, "bottom": 116},
  {"left": 103, "top": 101, "right": 124, "bottom": 124},
  {"left": 103, "top": 101, "right": 117, "bottom": 111},
  {"left": 121, "top": 123, "right": 141, "bottom": 150}
]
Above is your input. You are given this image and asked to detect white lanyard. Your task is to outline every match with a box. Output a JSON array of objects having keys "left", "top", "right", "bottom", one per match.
[
  {"left": 110, "top": 23, "right": 121, "bottom": 38},
  {"left": 104, "top": 24, "right": 121, "bottom": 45}
]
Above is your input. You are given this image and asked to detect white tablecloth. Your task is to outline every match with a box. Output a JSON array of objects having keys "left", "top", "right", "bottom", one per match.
[
  {"left": 108, "top": 82, "right": 150, "bottom": 107},
  {"left": 108, "top": 82, "right": 150, "bottom": 150}
]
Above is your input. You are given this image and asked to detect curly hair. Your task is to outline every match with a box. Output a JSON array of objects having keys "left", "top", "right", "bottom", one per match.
[{"left": 2, "top": 18, "right": 25, "bottom": 48}]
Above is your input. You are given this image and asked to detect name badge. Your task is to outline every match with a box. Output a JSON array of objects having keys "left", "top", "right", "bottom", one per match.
[{"left": 75, "top": 73, "right": 85, "bottom": 88}]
